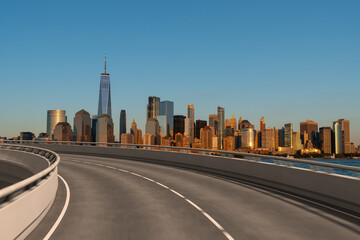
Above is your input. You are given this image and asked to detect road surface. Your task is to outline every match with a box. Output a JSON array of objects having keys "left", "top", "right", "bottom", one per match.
[{"left": 27, "top": 153, "right": 360, "bottom": 240}]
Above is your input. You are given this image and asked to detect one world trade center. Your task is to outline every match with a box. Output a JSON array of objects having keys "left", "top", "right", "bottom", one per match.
[{"left": 97, "top": 54, "right": 112, "bottom": 117}]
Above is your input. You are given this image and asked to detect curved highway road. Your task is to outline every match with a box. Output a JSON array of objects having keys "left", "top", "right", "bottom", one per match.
[{"left": 27, "top": 154, "right": 360, "bottom": 240}]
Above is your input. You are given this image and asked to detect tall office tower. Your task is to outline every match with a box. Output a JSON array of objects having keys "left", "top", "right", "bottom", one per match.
[
  {"left": 300, "top": 120, "right": 318, "bottom": 148},
  {"left": 278, "top": 128, "right": 285, "bottom": 147},
  {"left": 320, "top": 127, "right": 332, "bottom": 154},
  {"left": 91, "top": 115, "right": 98, "bottom": 142},
  {"left": 292, "top": 132, "right": 302, "bottom": 153},
  {"left": 147, "top": 96, "right": 160, "bottom": 120},
  {"left": 195, "top": 120, "right": 207, "bottom": 139},
  {"left": 217, "top": 106, "right": 225, "bottom": 150},
  {"left": 225, "top": 119, "right": 231, "bottom": 128},
  {"left": 260, "top": 117, "right": 265, "bottom": 132},
  {"left": 333, "top": 121, "right": 342, "bottom": 154},
  {"left": 119, "top": 110, "right": 126, "bottom": 142},
  {"left": 230, "top": 113, "right": 237, "bottom": 130},
  {"left": 238, "top": 117, "right": 243, "bottom": 130},
  {"left": 121, "top": 133, "right": 135, "bottom": 144},
  {"left": 159, "top": 101, "right": 174, "bottom": 137},
  {"left": 173, "top": 115, "right": 186, "bottom": 137},
  {"left": 209, "top": 114, "right": 218, "bottom": 135},
  {"left": 261, "top": 128, "right": 275, "bottom": 150},
  {"left": 274, "top": 128, "right": 279, "bottom": 150},
  {"left": 333, "top": 119, "right": 352, "bottom": 154},
  {"left": 73, "top": 109, "right": 91, "bottom": 142},
  {"left": 200, "top": 126, "right": 214, "bottom": 149},
  {"left": 137, "top": 129, "right": 143, "bottom": 145},
  {"left": 241, "top": 128, "right": 255, "bottom": 149},
  {"left": 145, "top": 118, "right": 160, "bottom": 144},
  {"left": 184, "top": 118, "right": 191, "bottom": 142},
  {"left": 130, "top": 119, "right": 138, "bottom": 144},
  {"left": 98, "top": 55, "right": 112, "bottom": 117},
  {"left": 96, "top": 114, "right": 115, "bottom": 143},
  {"left": 234, "top": 130, "right": 241, "bottom": 149},
  {"left": 53, "top": 122, "right": 73, "bottom": 141},
  {"left": 47, "top": 110, "right": 66, "bottom": 139},
  {"left": 284, "top": 123, "right": 293, "bottom": 148},
  {"left": 187, "top": 104, "right": 195, "bottom": 143}
]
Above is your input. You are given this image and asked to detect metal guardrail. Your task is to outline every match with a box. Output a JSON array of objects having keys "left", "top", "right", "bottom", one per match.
[
  {"left": 0, "top": 144, "right": 60, "bottom": 203},
  {"left": 2, "top": 140, "right": 360, "bottom": 178}
]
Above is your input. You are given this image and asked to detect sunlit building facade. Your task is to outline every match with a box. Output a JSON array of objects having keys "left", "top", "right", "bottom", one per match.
[
  {"left": 284, "top": 123, "right": 293, "bottom": 148},
  {"left": 217, "top": 106, "right": 225, "bottom": 149},
  {"left": 147, "top": 96, "right": 160, "bottom": 120},
  {"left": 53, "top": 122, "right": 73, "bottom": 141},
  {"left": 73, "top": 109, "right": 91, "bottom": 142},
  {"left": 320, "top": 127, "right": 332, "bottom": 154},
  {"left": 241, "top": 128, "right": 255, "bottom": 149},
  {"left": 47, "top": 110, "right": 66, "bottom": 139},
  {"left": 96, "top": 114, "right": 115, "bottom": 143},
  {"left": 187, "top": 104, "right": 195, "bottom": 143}
]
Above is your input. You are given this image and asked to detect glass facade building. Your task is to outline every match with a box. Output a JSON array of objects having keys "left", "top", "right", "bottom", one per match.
[
  {"left": 217, "top": 106, "right": 225, "bottom": 149},
  {"left": 147, "top": 96, "right": 160, "bottom": 120},
  {"left": 119, "top": 110, "right": 126, "bottom": 142},
  {"left": 159, "top": 100, "right": 174, "bottom": 137},
  {"left": 98, "top": 56, "right": 112, "bottom": 117},
  {"left": 47, "top": 110, "right": 66, "bottom": 139}
]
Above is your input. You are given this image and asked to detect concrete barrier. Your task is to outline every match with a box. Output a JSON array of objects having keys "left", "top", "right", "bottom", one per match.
[
  {"left": 33, "top": 144, "right": 360, "bottom": 216},
  {"left": 0, "top": 145, "right": 59, "bottom": 240}
]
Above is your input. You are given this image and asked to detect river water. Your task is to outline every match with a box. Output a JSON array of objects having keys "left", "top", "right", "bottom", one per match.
[{"left": 261, "top": 158, "right": 360, "bottom": 178}]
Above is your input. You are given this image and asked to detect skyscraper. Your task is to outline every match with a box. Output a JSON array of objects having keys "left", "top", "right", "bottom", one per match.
[
  {"left": 333, "top": 119, "right": 352, "bottom": 154},
  {"left": 98, "top": 54, "right": 112, "bottom": 117},
  {"left": 73, "top": 109, "right": 91, "bottom": 142},
  {"left": 96, "top": 114, "right": 115, "bottom": 143},
  {"left": 260, "top": 117, "right": 265, "bottom": 132},
  {"left": 187, "top": 104, "right": 195, "bottom": 143},
  {"left": 230, "top": 113, "right": 237, "bottom": 130},
  {"left": 147, "top": 96, "right": 160, "bottom": 120},
  {"left": 217, "top": 106, "right": 225, "bottom": 150},
  {"left": 195, "top": 120, "right": 207, "bottom": 139},
  {"left": 300, "top": 120, "right": 318, "bottom": 148},
  {"left": 47, "top": 110, "right": 66, "bottom": 139},
  {"left": 209, "top": 114, "right": 218, "bottom": 135},
  {"left": 53, "top": 122, "right": 73, "bottom": 141},
  {"left": 119, "top": 110, "right": 126, "bottom": 142},
  {"left": 284, "top": 123, "right": 293, "bottom": 148},
  {"left": 320, "top": 127, "right": 332, "bottom": 154},
  {"left": 130, "top": 119, "right": 138, "bottom": 144},
  {"left": 159, "top": 101, "right": 174, "bottom": 137},
  {"left": 173, "top": 115, "right": 186, "bottom": 137}
]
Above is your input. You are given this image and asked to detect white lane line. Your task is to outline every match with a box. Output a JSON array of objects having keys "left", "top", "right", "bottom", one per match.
[
  {"left": 155, "top": 182, "right": 169, "bottom": 189},
  {"left": 43, "top": 175, "right": 70, "bottom": 240},
  {"left": 170, "top": 189, "right": 185, "bottom": 198},
  {"left": 67, "top": 159, "right": 235, "bottom": 240},
  {"left": 185, "top": 199, "right": 203, "bottom": 212}
]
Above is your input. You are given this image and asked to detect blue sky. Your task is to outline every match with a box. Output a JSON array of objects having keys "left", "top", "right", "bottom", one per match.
[{"left": 1, "top": 0, "right": 359, "bottom": 144}]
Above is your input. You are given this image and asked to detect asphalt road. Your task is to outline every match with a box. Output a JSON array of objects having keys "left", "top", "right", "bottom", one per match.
[{"left": 28, "top": 154, "right": 360, "bottom": 240}]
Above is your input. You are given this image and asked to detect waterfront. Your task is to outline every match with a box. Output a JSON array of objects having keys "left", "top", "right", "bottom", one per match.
[{"left": 261, "top": 158, "right": 360, "bottom": 178}]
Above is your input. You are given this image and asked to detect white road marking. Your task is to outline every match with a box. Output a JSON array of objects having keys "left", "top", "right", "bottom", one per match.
[
  {"left": 66, "top": 158, "right": 235, "bottom": 240},
  {"left": 43, "top": 175, "right": 70, "bottom": 240}
]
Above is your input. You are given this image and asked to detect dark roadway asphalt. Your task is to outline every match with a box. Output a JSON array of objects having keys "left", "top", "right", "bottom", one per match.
[{"left": 27, "top": 154, "right": 360, "bottom": 240}]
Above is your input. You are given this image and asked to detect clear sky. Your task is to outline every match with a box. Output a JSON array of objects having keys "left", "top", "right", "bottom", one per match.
[{"left": 0, "top": 0, "right": 359, "bottom": 144}]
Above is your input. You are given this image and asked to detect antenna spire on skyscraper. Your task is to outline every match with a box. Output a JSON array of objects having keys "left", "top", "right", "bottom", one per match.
[{"left": 104, "top": 53, "right": 107, "bottom": 74}]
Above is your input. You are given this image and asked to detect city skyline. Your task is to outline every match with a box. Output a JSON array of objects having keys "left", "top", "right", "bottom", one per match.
[{"left": 1, "top": 1, "right": 359, "bottom": 145}]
